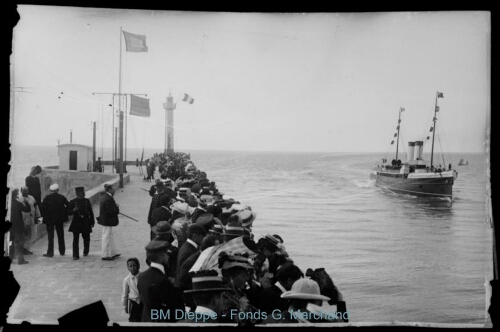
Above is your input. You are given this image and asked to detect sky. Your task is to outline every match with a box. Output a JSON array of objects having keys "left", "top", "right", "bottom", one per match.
[{"left": 9, "top": 7, "right": 491, "bottom": 154}]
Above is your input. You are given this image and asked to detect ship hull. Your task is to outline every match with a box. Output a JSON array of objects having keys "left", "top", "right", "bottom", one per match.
[{"left": 371, "top": 170, "right": 456, "bottom": 199}]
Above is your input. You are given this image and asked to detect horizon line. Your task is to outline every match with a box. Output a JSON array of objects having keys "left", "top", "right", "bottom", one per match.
[{"left": 9, "top": 144, "right": 485, "bottom": 155}]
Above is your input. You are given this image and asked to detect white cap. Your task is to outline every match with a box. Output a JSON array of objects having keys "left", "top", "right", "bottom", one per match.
[{"left": 50, "top": 184, "right": 59, "bottom": 191}]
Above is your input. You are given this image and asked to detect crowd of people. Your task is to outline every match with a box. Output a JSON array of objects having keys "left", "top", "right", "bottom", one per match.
[
  {"left": 8, "top": 152, "right": 348, "bottom": 325},
  {"left": 122, "top": 151, "right": 348, "bottom": 325}
]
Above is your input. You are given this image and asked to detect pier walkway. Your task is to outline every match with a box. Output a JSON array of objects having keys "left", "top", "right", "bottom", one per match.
[{"left": 7, "top": 166, "right": 153, "bottom": 325}]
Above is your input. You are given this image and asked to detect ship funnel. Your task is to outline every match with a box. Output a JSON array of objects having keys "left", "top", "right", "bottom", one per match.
[
  {"left": 414, "top": 141, "right": 424, "bottom": 160},
  {"left": 407, "top": 142, "right": 415, "bottom": 162}
]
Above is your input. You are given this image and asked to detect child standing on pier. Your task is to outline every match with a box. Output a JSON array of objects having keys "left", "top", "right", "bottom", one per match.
[{"left": 122, "top": 257, "right": 143, "bottom": 322}]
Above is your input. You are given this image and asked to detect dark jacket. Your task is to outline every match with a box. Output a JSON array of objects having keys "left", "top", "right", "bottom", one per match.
[
  {"left": 190, "top": 208, "right": 206, "bottom": 223},
  {"left": 147, "top": 192, "right": 167, "bottom": 226},
  {"left": 175, "top": 241, "right": 198, "bottom": 287},
  {"left": 176, "top": 250, "right": 201, "bottom": 290},
  {"left": 11, "top": 199, "right": 31, "bottom": 236},
  {"left": 164, "top": 187, "right": 176, "bottom": 201},
  {"left": 25, "top": 175, "right": 42, "bottom": 206},
  {"left": 97, "top": 193, "right": 119, "bottom": 227},
  {"left": 259, "top": 284, "right": 287, "bottom": 314},
  {"left": 151, "top": 207, "right": 172, "bottom": 227},
  {"left": 40, "top": 193, "right": 69, "bottom": 225},
  {"left": 137, "top": 266, "right": 185, "bottom": 322},
  {"left": 68, "top": 197, "right": 95, "bottom": 234}
]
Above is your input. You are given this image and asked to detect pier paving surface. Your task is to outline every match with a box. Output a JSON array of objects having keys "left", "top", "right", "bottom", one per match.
[{"left": 7, "top": 167, "right": 153, "bottom": 325}]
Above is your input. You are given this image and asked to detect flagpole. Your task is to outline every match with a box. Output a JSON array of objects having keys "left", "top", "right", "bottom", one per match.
[
  {"left": 430, "top": 91, "right": 438, "bottom": 169},
  {"left": 123, "top": 95, "right": 128, "bottom": 164},
  {"left": 119, "top": 27, "right": 124, "bottom": 188}
]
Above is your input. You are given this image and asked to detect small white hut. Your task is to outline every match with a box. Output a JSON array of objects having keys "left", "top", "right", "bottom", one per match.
[{"left": 58, "top": 144, "right": 93, "bottom": 171}]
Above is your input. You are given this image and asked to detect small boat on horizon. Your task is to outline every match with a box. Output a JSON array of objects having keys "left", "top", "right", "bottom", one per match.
[
  {"left": 458, "top": 158, "right": 469, "bottom": 166},
  {"left": 370, "top": 92, "right": 458, "bottom": 200}
]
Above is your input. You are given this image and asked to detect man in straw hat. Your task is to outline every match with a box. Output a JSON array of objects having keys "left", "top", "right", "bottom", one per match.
[
  {"left": 97, "top": 184, "right": 121, "bottom": 260},
  {"left": 68, "top": 187, "right": 95, "bottom": 260},
  {"left": 138, "top": 240, "right": 184, "bottom": 322},
  {"left": 178, "top": 270, "right": 234, "bottom": 323},
  {"left": 40, "top": 183, "right": 69, "bottom": 257},
  {"left": 221, "top": 214, "right": 245, "bottom": 242}
]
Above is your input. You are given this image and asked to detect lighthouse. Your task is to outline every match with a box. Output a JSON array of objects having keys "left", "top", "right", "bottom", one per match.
[{"left": 163, "top": 93, "right": 176, "bottom": 155}]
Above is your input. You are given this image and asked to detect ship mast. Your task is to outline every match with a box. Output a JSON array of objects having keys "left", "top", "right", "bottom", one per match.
[
  {"left": 395, "top": 107, "right": 404, "bottom": 162},
  {"left": 430, "top": 91, "right": 441, "bottom": 168}
]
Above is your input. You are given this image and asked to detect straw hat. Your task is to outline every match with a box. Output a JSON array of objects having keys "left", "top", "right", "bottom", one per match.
[
  {"left": 50, "top": 184, "right": 59, "bottom": 191},
  {"left": 237, "top": 210, "right": 257, "bottom": 227},
  {"left": 184, "top": 272, "right": 232, "bottom": 294}
]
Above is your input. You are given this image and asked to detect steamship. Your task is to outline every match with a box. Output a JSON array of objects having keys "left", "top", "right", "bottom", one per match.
[{"left": 370, "top": 92, "right": 458, "bottom": 200}]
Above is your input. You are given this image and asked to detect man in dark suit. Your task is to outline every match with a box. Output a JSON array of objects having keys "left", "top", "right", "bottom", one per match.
[
  {"left": 138, "top": 240, "right": 185, "bottom": 322},
  {"left": 147, "top": 181, "right": 167, "bottom": 227},
  {"left": 163, "top": 179, "right": 177, "bottom": 202},
  {"left": 175, "top": 224, "right": 207, "bottom": 311},
  {"left": 176, "top": 224, "right": 207, "bottom": 287},
  {"left": 68, "top": 187, "right": 95, "bottom": 260},
  {"left": 97, "top": 184, "right": 120, "bottom": 260},
  {"left": 40, "top": 184, "right": 69, "bottom": 257},
  {"left": 150, "top": 195, "right": 172, "bottom": 241}
]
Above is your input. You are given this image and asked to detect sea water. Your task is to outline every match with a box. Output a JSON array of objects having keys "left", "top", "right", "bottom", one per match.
[{"left": 7, "top": 145, "right": 492, "bottom": 324}]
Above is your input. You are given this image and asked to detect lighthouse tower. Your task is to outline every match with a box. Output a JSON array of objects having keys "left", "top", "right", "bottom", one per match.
[{"left": 163, "top": 93, "right": 176, "bottom": 155}]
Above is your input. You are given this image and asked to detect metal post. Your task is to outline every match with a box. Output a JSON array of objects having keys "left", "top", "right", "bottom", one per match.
[{"left": 92, "top": 121, "right": 96, "bottom": 171}]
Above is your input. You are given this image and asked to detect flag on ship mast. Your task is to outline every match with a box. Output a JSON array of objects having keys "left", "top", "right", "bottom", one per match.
[
  {"left": 437, "top": 92, "right": 444, "bottom": 98},
  {"left": 130, "top": 95, "right": 151, "bottom": 117},
  {"left": 182, "top": 93, "right": 195, "bottom": 104},
  {"left": 123, "top": 31, "right": 148, "bottom": 52}
]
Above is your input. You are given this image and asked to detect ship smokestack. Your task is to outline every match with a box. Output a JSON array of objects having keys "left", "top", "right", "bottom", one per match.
[
  {"left": 407, "top": 142, "right": 415, "bottom": 162},
  {"left": 414, "top": 141, "right": 423, "bottom": 160}
]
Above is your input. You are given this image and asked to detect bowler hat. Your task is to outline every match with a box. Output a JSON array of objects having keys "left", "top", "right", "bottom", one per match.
[
  {"left": 196, "top": 213, "right": 215, "bottom": 229},
  {"left": 187, "top": 223, "right": 207, "bottom": 236},
  {"left": 187, "top": 196, "right": 199, "bottom": 208},
  {"left": 145, "top": 240, "right": 172, "bottom": 253},
  {"left": 151, "top": 221, "right": 172, "bottom": 235}
]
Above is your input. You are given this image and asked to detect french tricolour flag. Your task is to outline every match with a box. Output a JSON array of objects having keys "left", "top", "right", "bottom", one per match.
[{"left": 182, "top": 93, "right": 194, "bottom": 104}]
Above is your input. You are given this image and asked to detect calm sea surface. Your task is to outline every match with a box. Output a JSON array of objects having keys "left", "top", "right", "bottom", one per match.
[{"left": 8, "top": 145, "right": 493, "bottom": 324}]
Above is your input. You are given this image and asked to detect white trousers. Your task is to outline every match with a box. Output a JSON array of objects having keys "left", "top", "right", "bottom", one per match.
[{"left": 101, "top": 226, "right": 118, "bottom": 258}]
